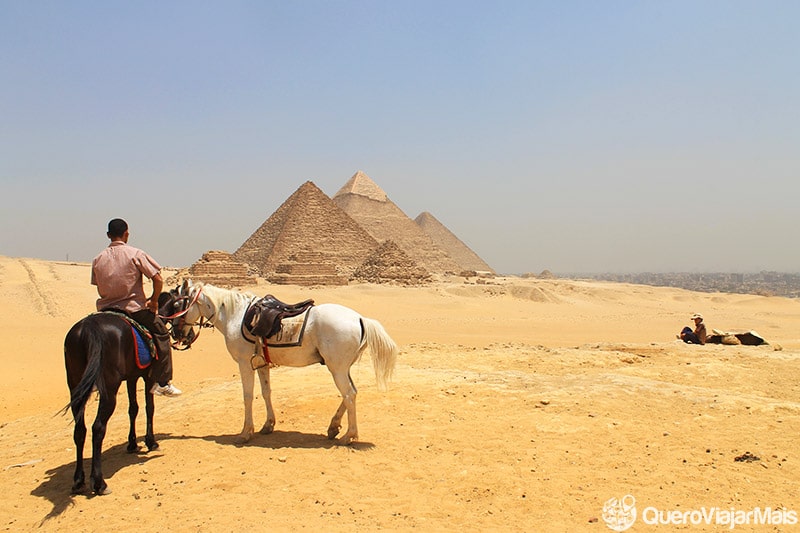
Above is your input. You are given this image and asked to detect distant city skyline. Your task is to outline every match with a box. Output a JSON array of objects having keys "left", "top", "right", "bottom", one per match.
[
  {"left": 581, "top": 271, "right": 800, "bottom": 298},
  {"left": 1, "top": 2, "right": 798, "bottom": 274}
]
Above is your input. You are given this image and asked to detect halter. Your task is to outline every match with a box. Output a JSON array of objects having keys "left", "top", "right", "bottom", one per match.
[{"left": 158, "top": 285, "right": 212, "bottom": 350}]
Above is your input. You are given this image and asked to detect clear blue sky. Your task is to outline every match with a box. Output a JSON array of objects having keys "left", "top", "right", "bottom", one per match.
[{"left": 1, "top": 1, "right": 798, "bottom": 274}]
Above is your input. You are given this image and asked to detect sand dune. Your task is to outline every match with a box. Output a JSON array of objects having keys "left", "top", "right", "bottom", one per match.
[{"left": 1, "top": 256, "right": 799, "bottom": 531}]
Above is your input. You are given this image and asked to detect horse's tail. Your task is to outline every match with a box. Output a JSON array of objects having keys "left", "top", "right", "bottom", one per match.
[
  {"left": 360, "top": 317, "right": 398, "bottom": 392},
  {"left": 63, "top": 316, "right": 106, "bottom": 419}
]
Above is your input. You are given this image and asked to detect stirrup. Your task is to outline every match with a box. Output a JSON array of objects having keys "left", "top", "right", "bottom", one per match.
[{"left": 250, "top": 353, "right": 267, "bottom": 370}]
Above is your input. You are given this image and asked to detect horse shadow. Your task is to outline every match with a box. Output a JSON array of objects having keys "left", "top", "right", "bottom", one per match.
[
  {"left": 30, "top": 437, "right": 166, "bottom": 525},
  {"left": 166, "top": 429, "right": 376, "bottom": 451},
  {"left": 31, "top": 430, "right": 373, "bottom": 524}
]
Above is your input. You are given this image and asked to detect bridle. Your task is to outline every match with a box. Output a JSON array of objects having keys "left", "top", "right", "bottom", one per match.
[{"left": 158, "top": 285, "right": 212, "bottom": 350}]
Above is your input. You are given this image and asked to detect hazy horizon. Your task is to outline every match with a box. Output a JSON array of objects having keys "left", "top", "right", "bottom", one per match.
[
  {"left": 2, "top": 2, "right": 798, "bottom": 274},
  {"left": 7, "top": 249, "right": 799, "bottom": 277}
]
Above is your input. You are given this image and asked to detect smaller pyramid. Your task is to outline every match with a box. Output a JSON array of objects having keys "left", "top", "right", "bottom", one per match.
[
  {"left": 351, "top": 240, "right": 431, "bottom": 285},
  {"left": 415, "top": 212, "right": 494, "bottom": 274}
]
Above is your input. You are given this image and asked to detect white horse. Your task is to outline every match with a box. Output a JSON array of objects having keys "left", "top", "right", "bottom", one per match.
[{"left": 162, "top": 280, "right": 397, "bottom": 444}]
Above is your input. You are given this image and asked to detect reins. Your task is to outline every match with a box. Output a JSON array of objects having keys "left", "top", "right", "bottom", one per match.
[
  {"left": 159, "top": 286, "right": 212, "bottom": 350},
  {"left": 158, "top": 285, "right": 204, "bottom": 321}
]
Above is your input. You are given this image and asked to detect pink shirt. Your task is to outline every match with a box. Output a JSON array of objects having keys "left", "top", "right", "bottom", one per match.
[{"left": 91, "top": 241, "right": 162, "bottom": 313}]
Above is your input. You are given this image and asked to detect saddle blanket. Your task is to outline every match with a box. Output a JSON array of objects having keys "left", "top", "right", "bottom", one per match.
[
  {"left": 265, "top": 310, "right": 310, "bottom": 347},
  {"left": 97, "top": 310, "right": 156, "bottom": 369},
  {"left": 132, "top": 326, "right": 153, "bottom": 369}
]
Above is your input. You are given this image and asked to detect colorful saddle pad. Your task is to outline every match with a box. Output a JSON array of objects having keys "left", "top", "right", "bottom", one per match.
[{"left": 132, "top": 326, "right": 153, "bottom": 369}]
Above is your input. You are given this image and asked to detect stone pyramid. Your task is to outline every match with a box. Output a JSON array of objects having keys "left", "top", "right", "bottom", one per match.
[
  {"left": 351, "top": 240, "right": 431, "bottom": 285},
  {"left": 415, "top": 212, "right": 494, "bottom": 274},
  {"left": 232, "top": 181, "right": 379, "bottom": 283},
  {"left": 333, "top": 171, "right": 462, "bottom": 274}
]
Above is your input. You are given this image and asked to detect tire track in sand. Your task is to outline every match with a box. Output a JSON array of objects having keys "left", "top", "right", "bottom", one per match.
[{"left": 18, "top": 259, "right": 61, "bottom": 317}]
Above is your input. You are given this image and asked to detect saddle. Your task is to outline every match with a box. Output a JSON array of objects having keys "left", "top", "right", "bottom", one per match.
[{"left": 244, "top": 294, "right": 315, "bottom": 339}]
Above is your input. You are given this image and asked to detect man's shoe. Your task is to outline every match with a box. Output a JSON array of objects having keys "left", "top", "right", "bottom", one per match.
[{"left": 151, "top": 383, "right": 182, "bottom": 397}]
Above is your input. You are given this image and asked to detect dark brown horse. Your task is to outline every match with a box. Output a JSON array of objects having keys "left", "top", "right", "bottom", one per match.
[{"left": 63, "top": 311, "right": 160, "bottom": 495}]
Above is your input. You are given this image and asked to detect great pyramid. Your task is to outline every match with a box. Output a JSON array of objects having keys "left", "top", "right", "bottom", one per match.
[
  {"left": 232, "top": 181, "right": 379, "bottom": 284},
  {"left": 332, "top": 171, "right": 462, "bottom": 274},
  {"left": 415, "top": 212, "right": 494, "bottom": 274}
]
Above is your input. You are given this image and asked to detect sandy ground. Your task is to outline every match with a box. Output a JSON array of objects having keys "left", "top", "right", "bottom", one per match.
[{"left": 2, "top": 255, "right": 800, "bottom": 532}]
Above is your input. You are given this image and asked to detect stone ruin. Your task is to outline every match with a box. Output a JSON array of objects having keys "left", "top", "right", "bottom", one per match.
[
  {"left": 351, "top": 240, "right": 431, "bottom": 285},
  {"left": 267, "top": 250, "right": 349, "bottom": 286},
  {"left": 184, "top": 250, "right": 257, "bottom": 288}
]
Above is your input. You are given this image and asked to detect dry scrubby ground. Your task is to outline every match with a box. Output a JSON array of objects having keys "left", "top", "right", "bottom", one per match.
[{"left": 1, "top": 256, "right": 800, "bottom": 531}]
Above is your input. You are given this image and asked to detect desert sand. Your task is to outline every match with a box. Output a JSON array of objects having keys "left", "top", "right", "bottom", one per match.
[{"left": 2, "top": 255, "right": 800, "bottom": 531}]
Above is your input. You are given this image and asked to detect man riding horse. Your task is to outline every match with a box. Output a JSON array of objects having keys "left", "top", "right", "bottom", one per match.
[{"left": 91, "top": 218, "right": 181, "bottom": 397}]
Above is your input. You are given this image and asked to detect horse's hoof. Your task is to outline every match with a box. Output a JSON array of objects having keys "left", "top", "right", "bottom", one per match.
[
  {"left": 234, "top": 434, "right": 252, "bottom": 445},
  {"left": 93, "top": 485, "right": 112, "bottom": 496},
  {"left": 127, "top": 444, "right": 142, "bottom": 454},
  {"left": 146, "top": 441, "right": 159, "bottom": 451},
  {"left": 71, "top": 482, "right": 86, "bottom": 495},
  {"left": 259, "top": 424, "right": 274, "bottom": 435},
  {"left": 327, "top": 426, "right": 341, "bottom": 440}
]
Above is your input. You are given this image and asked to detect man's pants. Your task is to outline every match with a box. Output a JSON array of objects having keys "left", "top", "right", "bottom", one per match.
[{"left": 681, "top": 326, "right": 700, "bottom": 344}]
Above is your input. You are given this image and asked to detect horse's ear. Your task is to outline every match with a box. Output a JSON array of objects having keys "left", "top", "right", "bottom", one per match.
[{"left": 181, "top": 279, "right": 191, "bottom": 294}]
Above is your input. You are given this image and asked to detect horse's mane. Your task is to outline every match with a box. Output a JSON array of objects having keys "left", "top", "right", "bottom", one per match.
[{"left": 196, "top": 282, "right": 255, "bottom": 314}]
